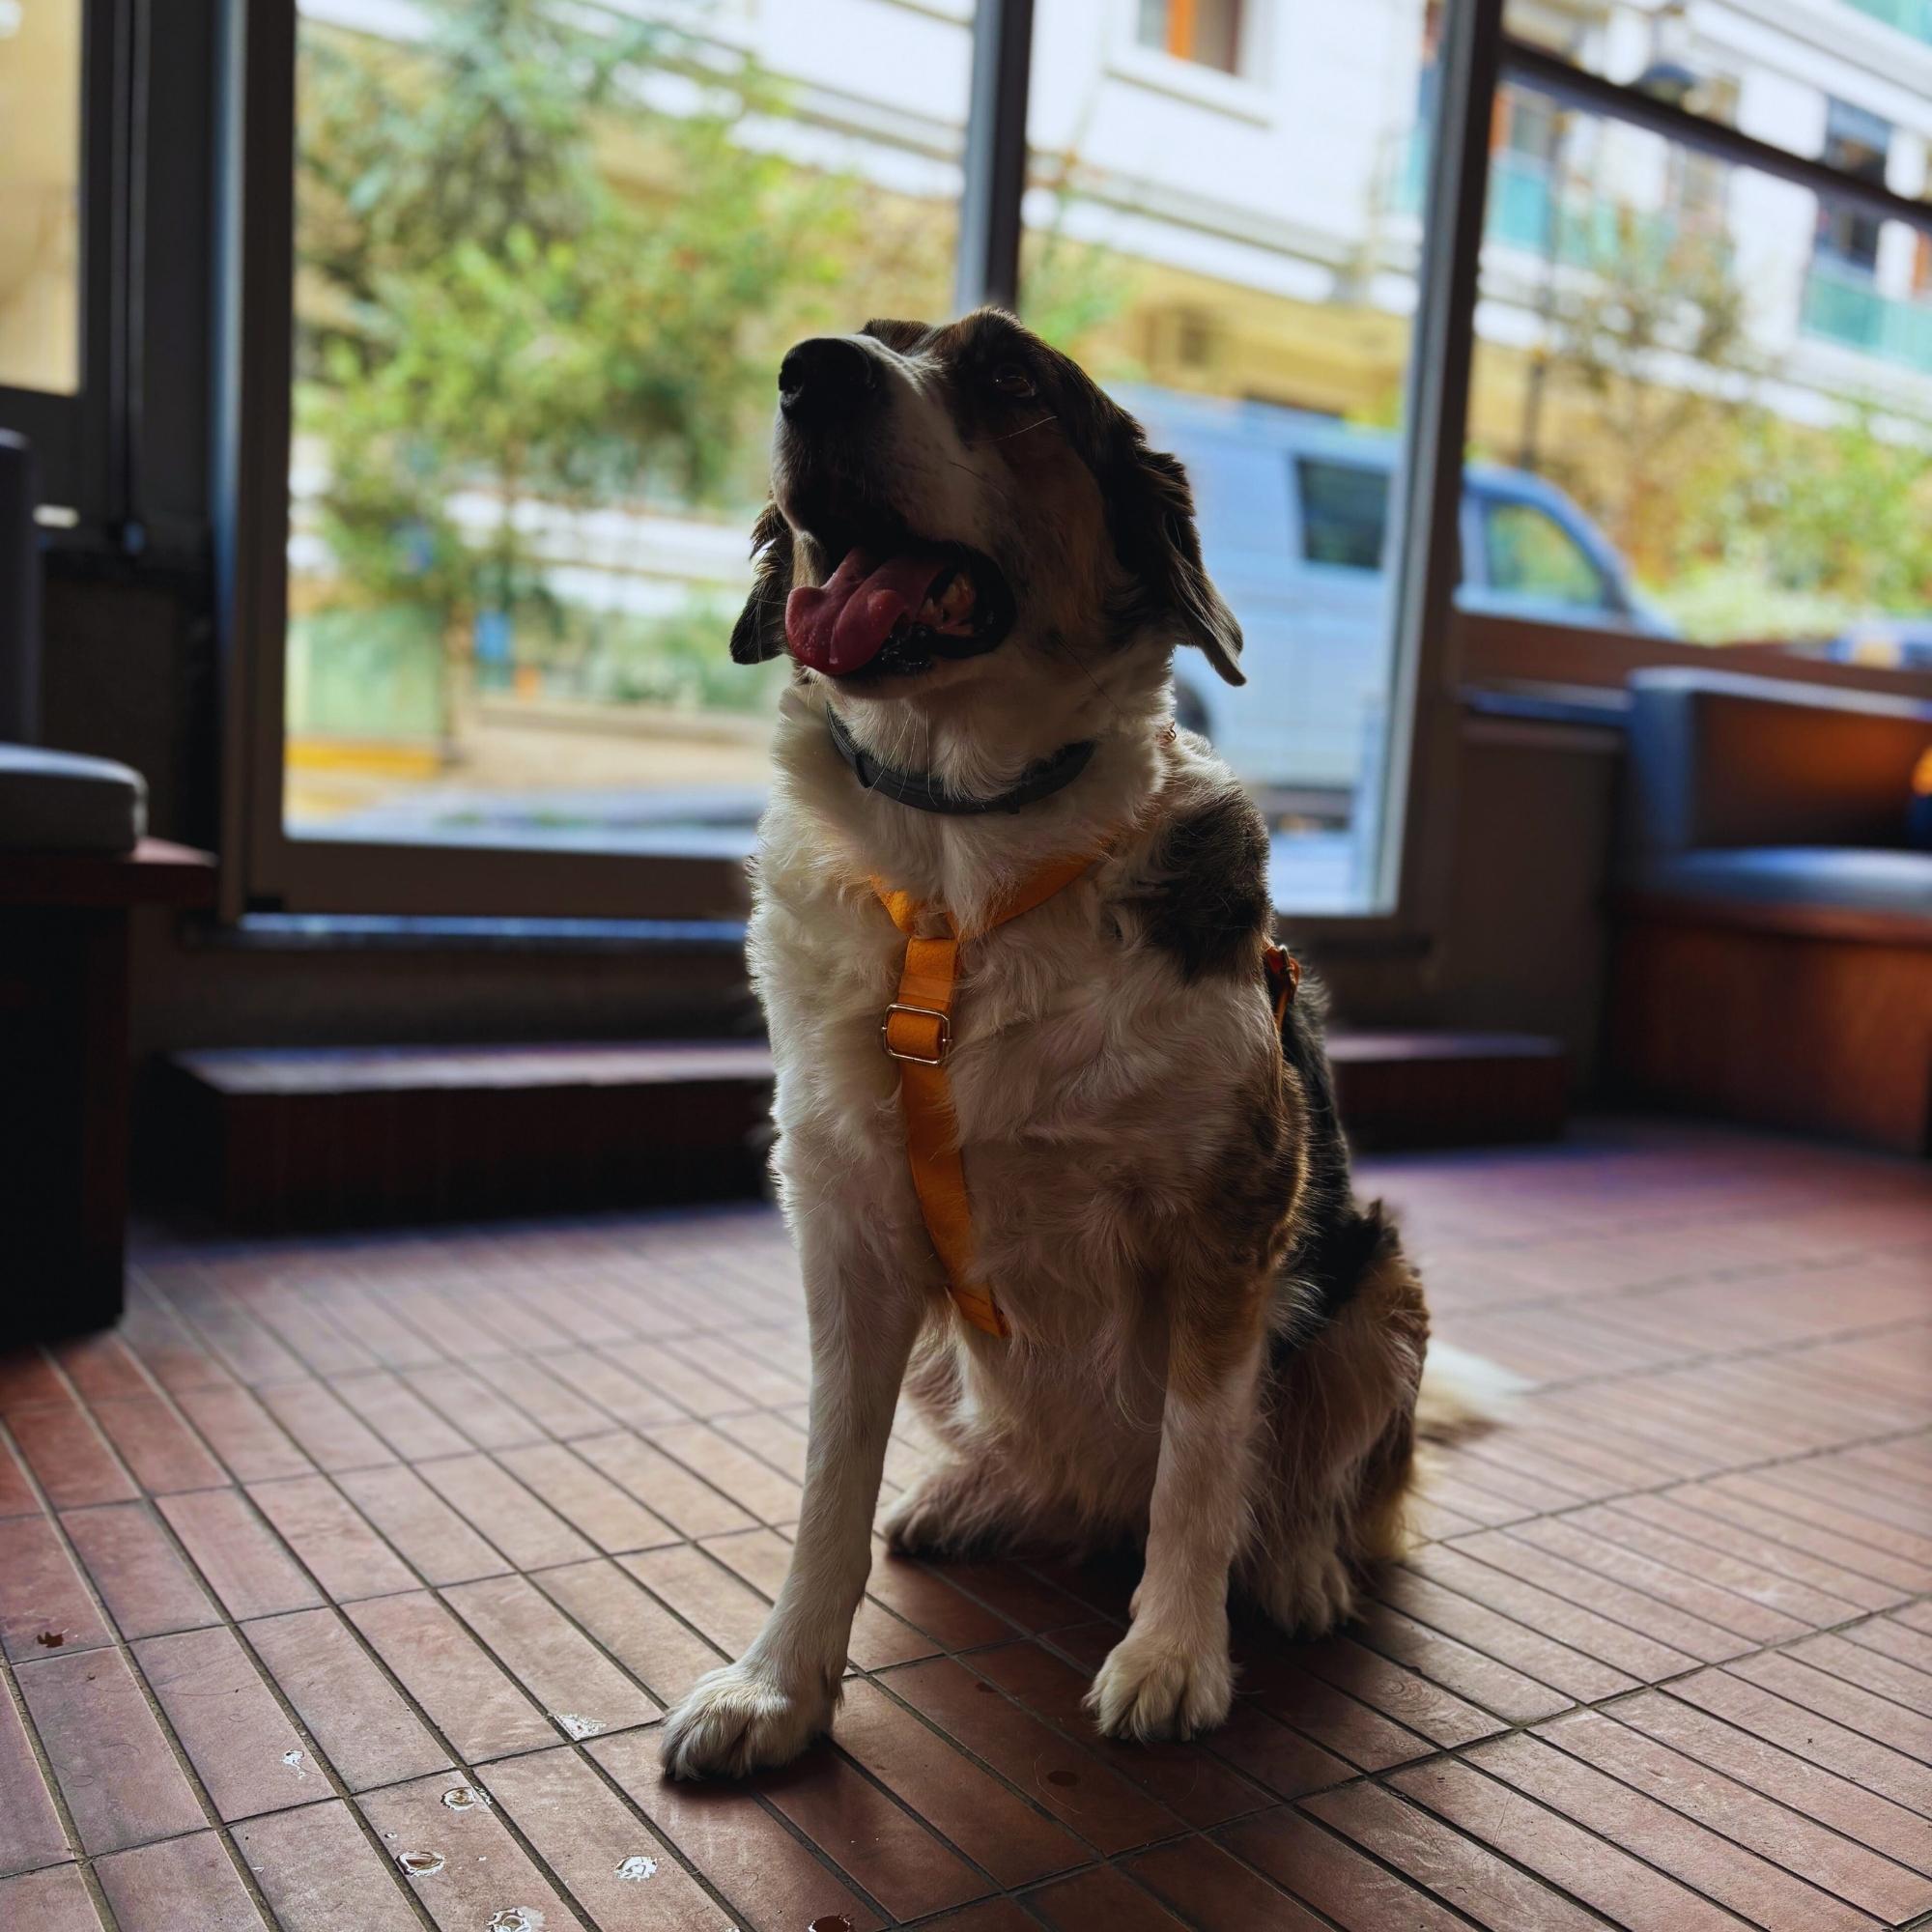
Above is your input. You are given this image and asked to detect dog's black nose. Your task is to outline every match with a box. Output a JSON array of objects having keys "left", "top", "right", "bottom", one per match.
[{"left": 779, "top": 337, "right": 878, "bottom": 420}]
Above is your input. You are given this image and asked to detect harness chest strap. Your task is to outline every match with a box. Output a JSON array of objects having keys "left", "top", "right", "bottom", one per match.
[{"left": 874, "top": 857, "right": 1301, "bottom": 1341}]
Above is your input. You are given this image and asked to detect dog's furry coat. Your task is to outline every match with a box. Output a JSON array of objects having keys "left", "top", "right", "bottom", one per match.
[{"left": 660, "top": 311, "right": 1432, "bottom": 1778}]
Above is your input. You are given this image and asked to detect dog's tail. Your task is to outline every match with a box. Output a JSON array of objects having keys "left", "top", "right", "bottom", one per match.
[{"left": 1414, "top": 1341, "right": 1522, "bottom": 1444}]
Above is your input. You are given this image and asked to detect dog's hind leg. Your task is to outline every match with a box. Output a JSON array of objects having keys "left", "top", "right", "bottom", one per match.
[
  {"left": 1239, "top": 1222, "right": 1429, "bottom": 1636},
  {"left": 883, "top": 1455, "right": 1029, "bottom": 1557}
]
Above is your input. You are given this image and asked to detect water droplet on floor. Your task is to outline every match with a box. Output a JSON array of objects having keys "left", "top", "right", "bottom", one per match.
[
  {"left": 282, "top": 1749, "right": 307, "bottom": 1776},
  {"left": 1046, "top": 1769, "right": 1078, "bottom": 1787},
  {"left": 35, "top": 1630, "right": 65, "bottom": 1649},
  {"left": 614, "top": 1855, "right": 658, "bottom": 1882},
  {"left": 973, "top": 1680, "right": 997, "bottom": 1693},
  {"left": 552, "top": 1712, "right": 605, "bottom": 1740},
  {"left": 396, "top": 1851, "right": 444, "bottom": 1878},
  {"left": 807, "top": 1916, "right": 854, "bottom": 1932},
  {"left": 487, "top": 1911, "right": 545, "bottom": 1932},
  {"left": 442, "top": 1783, "right": 491, "bottom": 1811}
]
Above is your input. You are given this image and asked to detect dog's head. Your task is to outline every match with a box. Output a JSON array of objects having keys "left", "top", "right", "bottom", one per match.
[{"left": 730, "top": 309, "right": 1242, "bottom": 713}]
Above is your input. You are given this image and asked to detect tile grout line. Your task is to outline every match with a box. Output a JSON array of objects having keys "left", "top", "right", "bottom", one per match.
[
  {"left": 11, "top": 1166, "right": 1926, "bottom": 1929},
  {"left": 101, "top": 1276, "right": 916, "bottom": 1932}
]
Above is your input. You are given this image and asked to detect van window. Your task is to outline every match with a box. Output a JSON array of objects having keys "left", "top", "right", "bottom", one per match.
[
  {"left": 1296, "top": 458, "right": 1390, "bottom": 570},
  {"left": 1483, "top": 499, "right": 1610, "bottom": 608}
]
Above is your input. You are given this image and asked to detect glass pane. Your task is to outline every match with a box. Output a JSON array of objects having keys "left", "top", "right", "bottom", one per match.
[
  {"left": 1502, "top": 0, "right": 1932, "bottom": 174},
  {"left": 1022, "top": 0, "right": 1444, "bottom": 911},
  {"left": 1481, "top": 499, "right": 1609, "bottom": 608},
  {"left": 0, "top": 0, "right": 83, "bottom": 395},
  {"left": 1466, "top": 78, "right": 1932, "bottom": 660},
  {"left": 286, "top": 0, "right": 968, "bottom": 852}
]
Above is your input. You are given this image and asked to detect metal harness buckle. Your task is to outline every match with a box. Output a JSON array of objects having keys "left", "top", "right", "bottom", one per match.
[{"left": 881, "top": 1003, "right": 951, "bottom": 1065}]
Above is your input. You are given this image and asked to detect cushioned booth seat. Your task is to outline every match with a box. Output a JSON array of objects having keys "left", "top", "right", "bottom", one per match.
[
  {"left": 1634, "top": 846, "right": 1932, "bottom": 923},
  {"left": 0, "top": 744, "right": 146, "bottom": 854},
  {"left": 1615, "top": 669, "right": 1932, "bottom": 1152}
]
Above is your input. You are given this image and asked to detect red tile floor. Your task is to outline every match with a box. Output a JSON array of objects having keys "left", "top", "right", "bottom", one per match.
[{"left": 3, "top": 1119, "right": 1929, "bottom": 1931}]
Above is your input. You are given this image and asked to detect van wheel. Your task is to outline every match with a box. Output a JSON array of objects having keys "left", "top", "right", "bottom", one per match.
[{"left": 1174, "top": 682, "right": 1211, "bottom": 739}]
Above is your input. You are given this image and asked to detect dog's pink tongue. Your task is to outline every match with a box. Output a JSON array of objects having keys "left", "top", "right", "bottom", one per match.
[{"left": 785, "top": 548, "right": 951, "bottom": 675}]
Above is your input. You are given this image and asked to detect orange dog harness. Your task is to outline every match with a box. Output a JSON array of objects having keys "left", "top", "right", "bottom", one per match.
[
  {"left": 875, "top": 855, "right": 1301, "bottom": 1339},
  {"left": 875, "top": 851, "right": 1099, "bottom": 1337}
]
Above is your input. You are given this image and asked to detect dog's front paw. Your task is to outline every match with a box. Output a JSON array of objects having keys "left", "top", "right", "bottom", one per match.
[
  {"left": 658, "top": 1662, "right": 832, "bottom": 1780},
  {"left": 1084, "top": 1620, "right": 1234, "bottom": 1743}
]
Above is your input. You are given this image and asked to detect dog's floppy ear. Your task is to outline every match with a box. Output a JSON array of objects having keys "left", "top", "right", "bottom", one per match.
[
  {"left": 1103, "top": 425, "right": 1244, "bottom": 686},
  {"left": 729, "top": 499, "right": 794, "bottom": 666}
]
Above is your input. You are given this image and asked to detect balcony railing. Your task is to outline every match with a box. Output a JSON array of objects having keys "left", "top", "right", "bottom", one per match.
[
  {"left": 1801, "top": 257, "right": 1932, "bottom": 374},
  {"left": 1842, "top": 0, "right": 1932, "bottom": 45},
  {"left": 1396, "top": 138, "right": 1719, "bottom": 272}
]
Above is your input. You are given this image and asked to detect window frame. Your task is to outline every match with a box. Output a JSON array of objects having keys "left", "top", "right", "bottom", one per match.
[
  {"left": 219, "top": 0, "right": 1502, "bottom": 932},
  {"left": 207, "top": 0, "right": 1932, "bottom": 936}
]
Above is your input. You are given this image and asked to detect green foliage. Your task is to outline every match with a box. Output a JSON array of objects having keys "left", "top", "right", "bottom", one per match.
[
  {"left": 572, "top": 600, "right": 790, "bottom": 713},
  {"left": 296, "top": 0, "right": 1137, "bottom": 700},
  {"left": 1665, "top": 405, "right": 1932, "bottom": 636},
  {"left": 1504, "top": 185, "right": 1932, "bottom": 638},
  {"left": 298, "top": 0, "right": 842, "bottom": 628},
  {"left": 1533, "top": 209, "right": 1753, "bottom": 577},
  {"left": 1021, "top": 217, "right": 1143, "bottom": 370}
]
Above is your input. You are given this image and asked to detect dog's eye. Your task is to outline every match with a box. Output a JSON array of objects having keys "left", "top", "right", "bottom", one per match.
[{"left": 987, "top": 361, "right": 1036, "bottom": 399}]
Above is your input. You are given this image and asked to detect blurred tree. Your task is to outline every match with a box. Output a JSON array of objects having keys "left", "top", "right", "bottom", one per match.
[
  {"left": 1501, "top": 187, "right": 1932, "bottom": 639},
  {"left": 1533, "top": 207, "right": 1753, "bottom": 580},
  {"left": 1668, "top": 403, "right": 1932, "bottom": 635},
  {"left": 297, "top": 0, "right": 844, "bottom": 664},
  {"left": 296, "top": 0, "right": 1131, "bottom": 724}
]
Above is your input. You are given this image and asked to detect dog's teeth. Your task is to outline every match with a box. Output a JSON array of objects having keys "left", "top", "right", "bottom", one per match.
[{"left": 918, "top": 570, "right": 977, "bottom": 632}]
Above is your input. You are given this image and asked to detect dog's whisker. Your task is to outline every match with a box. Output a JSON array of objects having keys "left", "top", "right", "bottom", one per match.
[
  {"left": 991, "top": 413, "right": 1059, "bottom": 442},
  {"left": 943, "top": 456, "right": 1021, "bottom": 515}
]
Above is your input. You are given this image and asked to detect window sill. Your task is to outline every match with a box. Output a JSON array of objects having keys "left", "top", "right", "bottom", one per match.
[{"left": 185, "top": 912, "right": 748, "bottom": 953}]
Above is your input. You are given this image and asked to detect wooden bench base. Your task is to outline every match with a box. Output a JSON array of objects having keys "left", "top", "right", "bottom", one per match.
[{"left": 1611, "top": 900, "right": 1932, "bottom": 1155}]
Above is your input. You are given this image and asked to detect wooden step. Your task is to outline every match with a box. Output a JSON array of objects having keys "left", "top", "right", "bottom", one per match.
[
  {"left": 1326, "top": 1031, "right": 1570, "bottom": 1150},
  {"left": 148, "top": 1030, "right": 1567, "bottom": 1231}
]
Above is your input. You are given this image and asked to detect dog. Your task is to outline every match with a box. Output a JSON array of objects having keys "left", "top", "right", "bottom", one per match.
[{"left": 659, "top": 308, "right": 1454, "bottom": 1779}]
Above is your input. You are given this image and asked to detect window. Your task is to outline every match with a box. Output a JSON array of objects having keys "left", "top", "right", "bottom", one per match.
[
  {"left": 1298, "top": 460, "right": 1390, "bottom": 572},
  {"left": 0, "top": 0, "right": 82, "bottom": 395},
  {"left": 1481, "top": 499, "right": 1609, "bottom": 609},
  {"left": 213, "top": 0, "right": 1932, "bottom": 933},
  {"left": 1024, "top": 0, "right": 1447, "bottom": 912},
  {"left": 1467, "top": 84, "right": 1932, "bottom": 654},
  {"left": 1136, "top": 0, "right": 1245, "bottom": 75},
  {"left": 275, "top": 0, "right": 967, "bottom": 888},
  {"left": 1817, "top": 99, "right": 1891, "bottom": 273}
]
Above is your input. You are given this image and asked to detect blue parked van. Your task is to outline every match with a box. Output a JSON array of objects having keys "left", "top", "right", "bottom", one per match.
[{"left": 1123, "top": 387, "right": 1675, "bottom": 792}]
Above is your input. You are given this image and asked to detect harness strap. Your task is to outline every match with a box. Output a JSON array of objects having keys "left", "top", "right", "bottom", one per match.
[
  {"left": 875, "top": 851, "right": 1101, "bottom": 1338},
  {"left": 875, "top": 860, "right": 1303, "bottom": 1342}
]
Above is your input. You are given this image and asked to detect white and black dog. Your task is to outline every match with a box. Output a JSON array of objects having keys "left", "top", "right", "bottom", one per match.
[{"left": 660, "top": 310, "right": 1466, "bottom": 1779}]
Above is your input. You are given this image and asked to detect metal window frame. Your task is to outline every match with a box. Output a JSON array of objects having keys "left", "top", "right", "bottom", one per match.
[
  {"left": 213, "top": 0, "right": 1931, "bottom": 935},
  {"left": 221, "top": 0, "right": 1506, "bottom": 931},
  {"left": 214, "top": 0, "right": 753, "bottom": 923}
]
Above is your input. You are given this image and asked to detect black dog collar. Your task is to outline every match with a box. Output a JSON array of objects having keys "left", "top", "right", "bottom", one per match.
[{"left": 826, "top": 707, "right": 1094, "bottom": 815}]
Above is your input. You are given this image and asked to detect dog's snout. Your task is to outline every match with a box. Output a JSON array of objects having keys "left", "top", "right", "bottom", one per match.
[{"left": 778, "top": 337, "right": 879, "bottom": 421}]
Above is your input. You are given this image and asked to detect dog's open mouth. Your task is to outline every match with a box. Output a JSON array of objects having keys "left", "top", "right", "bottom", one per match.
[{"left": 784, "top": 542, "right": 1011, "bottom": 681}]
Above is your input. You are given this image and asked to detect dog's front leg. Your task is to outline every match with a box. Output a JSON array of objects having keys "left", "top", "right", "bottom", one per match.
[
  {"left": 658, "top": 1225, "right": 923, "bottom": 1779},
  {"left": 1085, "top": 1287, "right": 1268, "bottom": 1741}
]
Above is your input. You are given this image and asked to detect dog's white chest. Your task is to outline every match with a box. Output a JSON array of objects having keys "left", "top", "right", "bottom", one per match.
[{"left": 754, "top": 874, "right": 1268, "bottom": 1332}]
